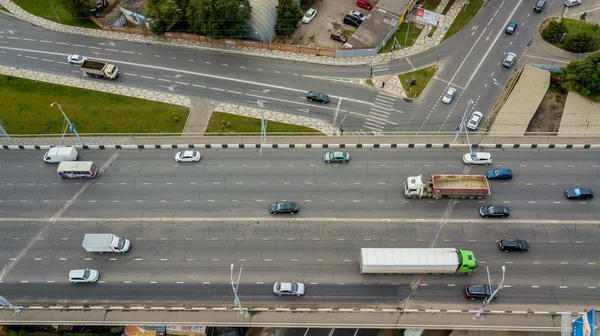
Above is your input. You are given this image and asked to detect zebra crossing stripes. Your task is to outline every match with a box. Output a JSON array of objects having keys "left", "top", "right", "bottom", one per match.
[{"left": 360, "top": 92, "right": 397, "bottom": 135}]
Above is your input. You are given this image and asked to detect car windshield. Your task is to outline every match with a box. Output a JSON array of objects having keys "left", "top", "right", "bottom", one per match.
[
  {"left": 291, "top": 282, "right": 298, "bottom": 291},
  {"left": 493, "top": 169, "right": 501, "bottom": 175},
  {"left": 276, "top": 203, "right": 285, "bottom": 211},
  {"left": 117, "top": 237, "right": 125, "bottom": 249},
  {"left": 82, "top": 269, "right": 90, "bottom": 279},
  {"left": 486, "top": 206, "right": 496, "bottom": 212},
  {"left": 304, "top": 13, "right": 311, "bottom": 17}
]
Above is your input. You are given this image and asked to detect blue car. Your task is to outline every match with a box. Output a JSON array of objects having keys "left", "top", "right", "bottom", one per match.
[{"left": 486, "top": 168, "right": 513, "bottom": 180}]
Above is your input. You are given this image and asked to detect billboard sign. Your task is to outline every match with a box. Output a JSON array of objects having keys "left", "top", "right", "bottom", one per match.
[
  {"left": 573, "top": 310, "right": 596, "bottom": 336},
  {"left": 415, "top": 7, "right": 444, "bottom": 28}
]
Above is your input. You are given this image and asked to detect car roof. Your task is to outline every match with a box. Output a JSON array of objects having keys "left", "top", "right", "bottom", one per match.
[
  {"left": 307, "top": 8, "right": 316, "bottom": 14},
  {"left": 447, "top": 87, "right": 456, "bottom": 93},
  {"left": 69, "top": 269, "right": 85, "bottom": 277},
  {"left": 476, "top": 152, "right": 491, "bottom": 159},
  {"left": 472, "top": 111, "right": 483, "bottom": 117},
  {"left": 279, "top": 282, "right": 293, "bottom": 291}
]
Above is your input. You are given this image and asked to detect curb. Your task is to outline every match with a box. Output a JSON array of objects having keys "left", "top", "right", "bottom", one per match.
[
  {"left": 7, "top": 305, "right": 580, "bottom": 315},
  {"left": 2, "top": 144, "right": 599, "bottom": 150}
]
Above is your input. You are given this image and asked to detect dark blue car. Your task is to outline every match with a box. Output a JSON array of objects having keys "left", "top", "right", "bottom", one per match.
[{"left": 486, "top": 168, "right": 513, "bottom": 180}]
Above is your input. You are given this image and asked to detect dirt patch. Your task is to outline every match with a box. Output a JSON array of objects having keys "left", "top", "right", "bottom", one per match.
[{"left": 526, "top": 83, "right": 567, "bottom": 134}]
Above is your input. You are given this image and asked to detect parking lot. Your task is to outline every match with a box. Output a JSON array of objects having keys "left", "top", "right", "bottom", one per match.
[
  {"left": 564, "top": 0, "right": 600, "bottom": 24},
  {"left": 282, "top": 0, "right": 374, "bottom": 48}
]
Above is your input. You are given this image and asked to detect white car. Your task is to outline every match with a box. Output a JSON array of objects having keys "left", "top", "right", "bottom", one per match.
[
  {"left": 67, "top": 55, "right": 86, "bottom": 65},
  {"left": 442, "top": 87, "right": 456, "bottom": 104},
  {"left": 349, "top": 10, "right": 365, "bottom": 21},
  {"left": 467, "top": 111, "right": 483, "bottom": 131},
  {"left": 69, "top": 269, "right": 99, "bottom": 283},
  {"left": 463, "top": 152, "right": 493, "bottom": 165},
  {"left": 175, "top": 151, "right": 201, "bottom": 162},
  {"left": 302, "top": 8, "right": 317, "bottom": 23},
  {"left": 273, "top": 281, "right": 306, "bottom": 296}
]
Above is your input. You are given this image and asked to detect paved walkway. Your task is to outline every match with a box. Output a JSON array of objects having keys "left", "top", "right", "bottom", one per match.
[{"left": 0, "top": 0, "right": 465, "bottom": 66}]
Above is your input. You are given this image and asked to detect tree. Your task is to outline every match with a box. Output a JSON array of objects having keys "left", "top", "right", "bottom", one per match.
[
  {"left": 560, "top": 53, "right": 600, "bottom": 97},
  {"left": 564, "top": 31, "right": 596, "bottom": 53},
  {"left": 145, "top": 0, "right": 184, "bottom": 35},
  {"left": 541, "top": 20, "right": 567, "bottom": 43},
  {"left": 275, "top": 0, "right": 301, "bottom": 37},
  {"left": 187, "top": 0, "right": 252, "bottom": 39},
  {"left": 60, "top": 0, "right": 90, "bottom": 20}
]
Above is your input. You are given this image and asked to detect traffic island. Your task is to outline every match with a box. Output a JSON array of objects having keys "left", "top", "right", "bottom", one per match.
[
  {"left": 398, "top": 65, "right": 439, "bottom": 99},
  {"left": 540, "top": 17, "right": 600, "bottom": 53}
]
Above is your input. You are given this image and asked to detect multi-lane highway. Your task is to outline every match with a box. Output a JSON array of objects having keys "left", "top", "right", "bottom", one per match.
[
  {"left": 0, "top": 0, "right": 565, "bottom": 134},
  {"left": 1, "top": 149, "right": 599, "bottom": 312}
]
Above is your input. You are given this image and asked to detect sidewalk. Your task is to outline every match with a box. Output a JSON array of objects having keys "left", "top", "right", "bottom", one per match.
[{"left": 0, "top": 0, "right": 465, "bottom": 66}]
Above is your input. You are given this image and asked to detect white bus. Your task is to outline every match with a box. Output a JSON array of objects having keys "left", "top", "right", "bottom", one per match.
[{"left": 57, "top": 161, "right": 98, "bottom": 179}]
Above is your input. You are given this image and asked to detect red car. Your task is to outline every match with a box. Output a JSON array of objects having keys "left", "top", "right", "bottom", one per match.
[{"left": 356, "top": 0, "right": 372, "bottom": 10}]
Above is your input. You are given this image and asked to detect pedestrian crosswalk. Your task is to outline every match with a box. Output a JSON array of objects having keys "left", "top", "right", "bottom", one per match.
[{"left": 359, "top": 92, "right": 396, "bottom": 135}]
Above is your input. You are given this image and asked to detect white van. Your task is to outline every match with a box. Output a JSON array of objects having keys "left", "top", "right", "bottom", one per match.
[
  {"left": 43, "top": 147, "right": 79, "bottom": 163},
  {"left": 564, "top": 0, "right": 580, "bottom": 6}
]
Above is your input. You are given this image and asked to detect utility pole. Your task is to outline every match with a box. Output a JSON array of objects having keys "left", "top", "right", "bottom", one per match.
[
  {"left": 47, "top": 0, "right": 61, "bottom": 23},
  {"left": 257, "top": 100, "right": 267, "bottom": 155},
  {"left": 453, "top": 99, "right": 473, "bottom": 145},
  {"left": 339, "top": 110, "right": 351, "bottom": 135},
  {"left": 474, "top": 266, "right": 506, "bottom": 319},
  {"left": 50, "top": 102, "right": 85, "bottom": 146},
  {"left": 332, "top": 98, "right": 343, "bottom": 132},
  {"left": 405, "top": 15, "right": 411, "bottom": 45},
  {"left": 0, "top": 294, "right": 21, "bottom": 313},
  {"left": 230, "top": 264, "right": 245, "bottom": 316}
]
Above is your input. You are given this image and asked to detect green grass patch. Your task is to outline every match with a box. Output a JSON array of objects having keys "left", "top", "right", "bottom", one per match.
[
  {"left": 0, "top": 75, "right": 189, "bottom": 134},
  {"left": 443, "top": 0, "right": 484, "bottom": 41},
  {"left": 398, "top": 65, "right": 438, "bottom": 98},
  {"left": 11, "top": 0, "right": 99, "bottom": 29},
  {"left": 205, "top": 112, "right": 323, "bottom": 135},
  {"left": 365, "top": 79, "right": 375, "bottom": 86},
  {"left": 441, "top": 0, "right": 456, "bottom": 15},
  {"left": 543, "top": 18, "right": 600, "bottom": 52},
  {"left": 379, "top": 21, "right": 423, "bottom": 53},
  {"left": 422, "top": 0, "right": 443, "bottom": 11}
]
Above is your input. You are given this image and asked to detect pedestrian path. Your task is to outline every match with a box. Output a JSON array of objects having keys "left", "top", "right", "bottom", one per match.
[{"left": 361, "top": 92, "right": 397, "bottom": 135}]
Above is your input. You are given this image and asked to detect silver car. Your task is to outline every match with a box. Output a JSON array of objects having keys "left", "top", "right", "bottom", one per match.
[
  {"left": 67, "top": 55, "right": 86, "bottom": 65},
  {"left": 273, "top": 281, "right": 306, "bottom": 296},
  {"left": 503, "top": 52, "right": 516, "bottom": 68},
  {"left": 69, "top": 269, "right": 99, "bottom": 283},
  {"left": 442, "top": 87, "right": 456, "bottom": 104}
]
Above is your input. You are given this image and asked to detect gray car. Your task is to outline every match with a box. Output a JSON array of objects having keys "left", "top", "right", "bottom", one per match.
[{"left": 503, "top": 52, "right": 516, "bottom": 68}]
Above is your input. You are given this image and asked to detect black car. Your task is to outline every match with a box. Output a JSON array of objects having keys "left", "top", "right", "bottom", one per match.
[
  {"left": 269, "top": 201, "right": 300, "bottom": 214},
  {"left": 565, "top": 187, "right": 593, "bottom": 200},
  {"left": 498, "top": 239, "right": 529, "bottom": 252},
  {"left": 306, "top": 91, "right": 330, "bottom": 104},
  {"left": 343, "top": 14, "right": 362, "bottom": 28},
  {"left": 479, "top": 205, "right": 510, "bottom": 218},
  {"left": 465, "top": 284, "right": 496, "bottom": 300}
]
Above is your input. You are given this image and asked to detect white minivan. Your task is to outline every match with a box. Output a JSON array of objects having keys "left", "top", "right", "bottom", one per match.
[{"left": 43, "top": 147, "right": 79, "bottom": 163}]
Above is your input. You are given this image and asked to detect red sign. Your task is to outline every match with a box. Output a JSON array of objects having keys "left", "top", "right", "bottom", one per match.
[{"left": 417, "top": 7, "right": 424, "bottom": 17}]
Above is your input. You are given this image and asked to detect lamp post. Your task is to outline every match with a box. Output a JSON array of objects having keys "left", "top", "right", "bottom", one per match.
[
  {"left": 230, "top": 264, "right": 244, "bottom": 315},
  {"left": 0, "top": 294, "right": 21, "bottom": 313},
  {"left": 453, "top": 99, "right": 473, "bottom": 145},
  {"left": 50, "top": 102, "right": 85, "bottom": 146},
  {"left": 492, "top": 79, "right": 505, "bottom": 90},
  {"left": 257, "top": 100, "right": 266, "bottom": 155},
  {"left": 474, "top": 266, "right": 506, "bottom": 319}
]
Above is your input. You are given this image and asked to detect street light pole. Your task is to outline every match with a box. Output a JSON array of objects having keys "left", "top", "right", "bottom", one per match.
[
  {"left": 474, "top": 266, "right": 506, "bottom": 318},
  {"left": 492, "top": 79, "right": 505, "bottom": 90},
  {"left": 230, "top": 264, "right": 244, "bottom": 315},
  {"left": 257, "top": 100, "right": 266, "bottom": 155},
  {"left": 50, "top": 102, "right": 85, "bottom": 146},
  {"left": 0, "top": 294, "right": 21, "bottom": 313},
  {"left": 332, "top": 98, "right": 343, "bottom": 134},
  {"left": 453, "top": 99, "right": 473, "bottom": 144}
]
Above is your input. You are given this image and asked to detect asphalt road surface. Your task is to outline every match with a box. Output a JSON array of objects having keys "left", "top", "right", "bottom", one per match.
[
  {"left": 0, "top": 149, "right": 599, "bottom": 311},
  {"left": 0, "top": 0, "right": 565, "bottom": 134}
]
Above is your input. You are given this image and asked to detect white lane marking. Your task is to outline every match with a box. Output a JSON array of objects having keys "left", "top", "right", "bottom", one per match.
[
  {"left": 0, "top": 45, "right": 372, "bottom": 106},
  {"left": 88, "top": 46, "right": 102, "bottom": 50},
  {"left": 464, "top": 0, "right": 523, "bottom": 89},
  {"left": 0, "top": 152, "right": 121, "bottom": 281}
]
